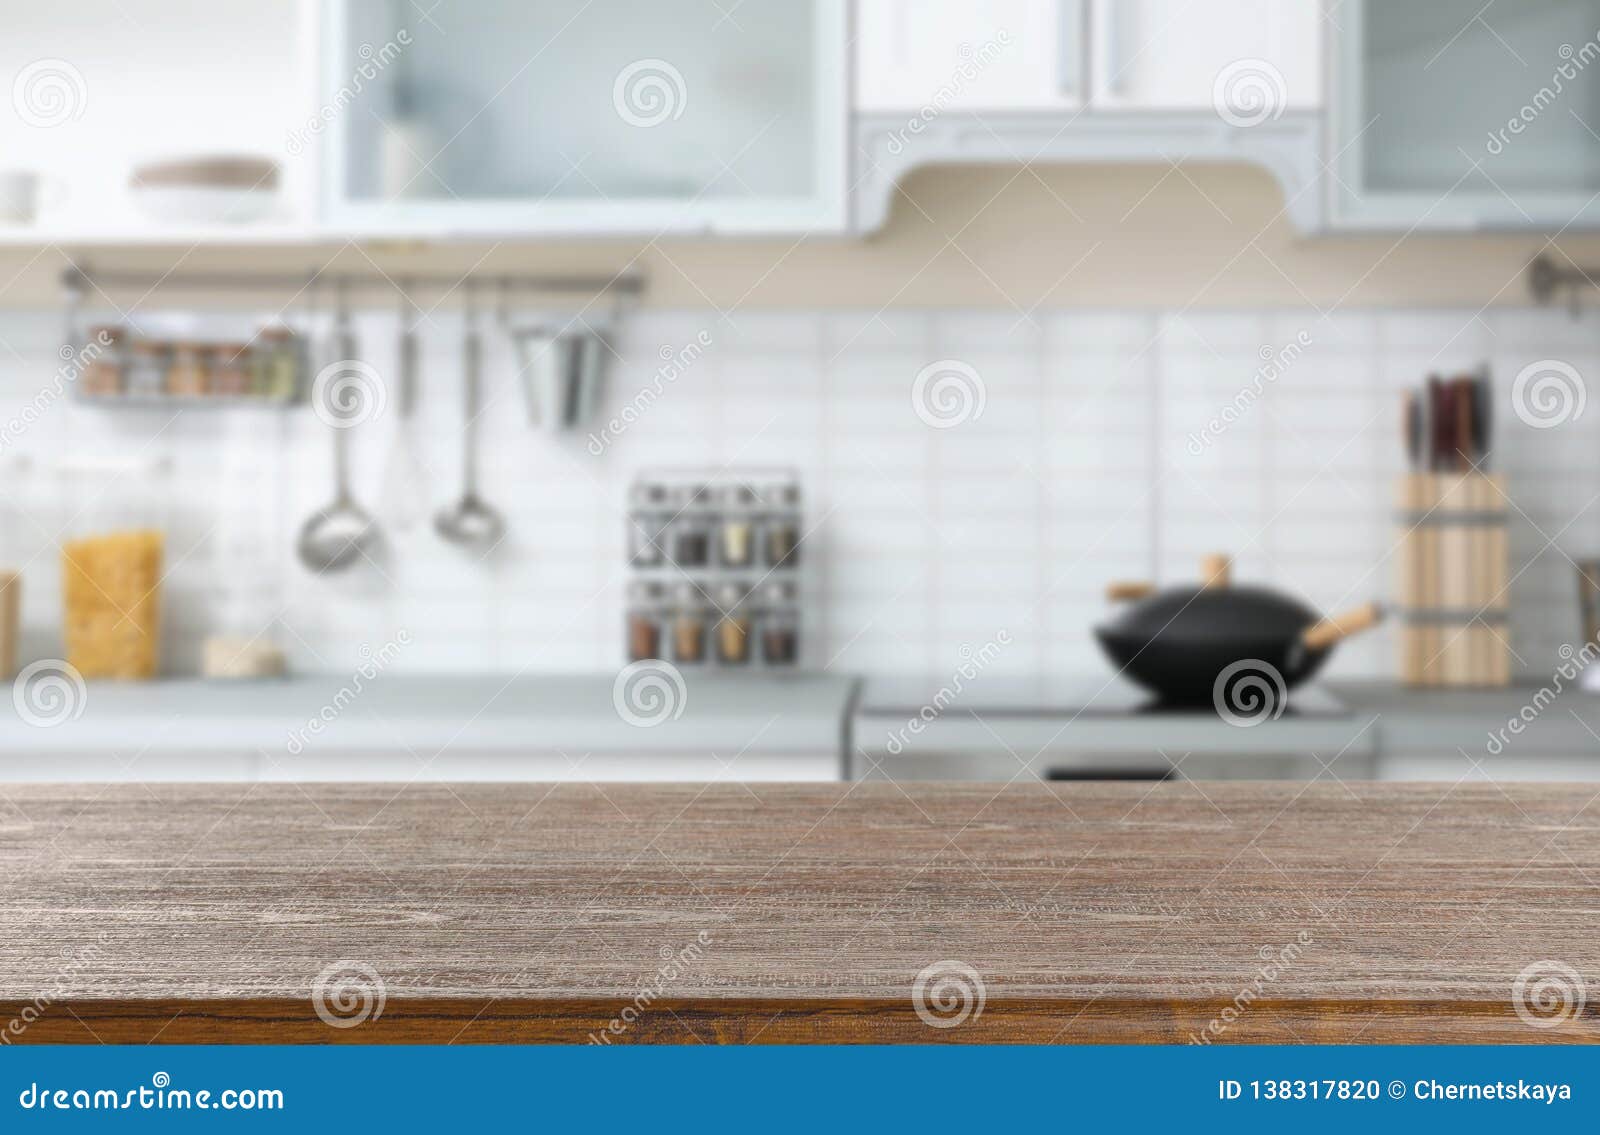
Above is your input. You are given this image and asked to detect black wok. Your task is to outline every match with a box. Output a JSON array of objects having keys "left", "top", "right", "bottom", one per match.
[{"left": 1094, "top": 557, "right": 1382, "bottom": 708}]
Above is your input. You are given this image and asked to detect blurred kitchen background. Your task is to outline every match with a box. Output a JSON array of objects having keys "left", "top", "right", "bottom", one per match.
[{"left": 5, "top": 0, "right": 1600, "bottom": 783}]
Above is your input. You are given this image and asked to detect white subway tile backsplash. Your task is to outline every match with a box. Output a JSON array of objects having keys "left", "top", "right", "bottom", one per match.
[{"left": 0, "top": 306, "right": 1588, "bottom": 683}]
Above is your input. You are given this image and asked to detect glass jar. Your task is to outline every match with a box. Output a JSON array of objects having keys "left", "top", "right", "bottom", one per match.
[
  {"left": 626, "top": 582, "right": 665, "bottom": 661},
  {"left": 628, "top": 483, "right": 669, "bottom": 566},
  {"left": 166, "top": 342, "right": 209, "bottom": 397},
  {"left": 125, "top": 340, "right": 169, "bottom": 398},
  {"left": 670, "top": 512, "right": 711, "bottom": 568},
  {"left": 718, "top": 483, "right": 757, "bottom": 567},
  {"left": 763, "top": 483, "right": 801, "bottom": 568},
  {"left": 715, "top": 583, "right": 751, "bottom": 665},
  {"left": 671, "top": 583, "right": 708, "bottom": 664},
  {"left": 253, "top": 324, "right": 301, "bottom": 401},
  {"left": 57, "top": 457, "right": 172, "bottom": 680},
  {"left": 760, "top": 582, "right": 799, "bottom": 665},
  {"left": 211, "top": 343, "right": 253, "bottom": 397},
  {"left": 79, "top": 325, "right": 127, "bottom": 397}
]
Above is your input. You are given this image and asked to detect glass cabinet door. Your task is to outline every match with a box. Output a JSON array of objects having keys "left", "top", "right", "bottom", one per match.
[
  {"left": 320, "top": 0, "right": 846, "bottom": 233},
  {"left": 1332, "top": 0, "right": 1600, "bottom": 228}
]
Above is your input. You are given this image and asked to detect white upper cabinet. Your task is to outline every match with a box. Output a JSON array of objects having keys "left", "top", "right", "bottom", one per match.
[
  {"left": 854, "top": 1, "right": 1322, "bottom": 114},
  {"left": 1088, "top": 0, "right": 1322, "bottom": 110},
  {"left": 1330, "top": 0, "right": 1600, "bottom": 229},
  {"left": 855, "top": 1, "right": 1088, "bottom": 110},
  {"left": 321, "top": 0, "right": 848, "bottom": 234}
]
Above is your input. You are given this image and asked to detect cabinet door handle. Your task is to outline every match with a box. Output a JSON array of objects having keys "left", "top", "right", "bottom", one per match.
[{"left": 1058, "top": 0, "right": 1087, "bottom": 97}]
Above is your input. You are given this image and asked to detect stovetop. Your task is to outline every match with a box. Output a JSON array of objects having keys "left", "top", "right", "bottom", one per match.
[{"left": 856, "top": 674, "right": 1349, "bottom": 718}]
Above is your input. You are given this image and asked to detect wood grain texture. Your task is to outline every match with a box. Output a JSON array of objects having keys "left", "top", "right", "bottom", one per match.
[{"left": 1, "top": 780, "right": 1597, "bottom": 1044}]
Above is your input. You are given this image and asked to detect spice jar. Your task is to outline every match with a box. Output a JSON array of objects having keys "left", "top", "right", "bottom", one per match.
[
  {"left": 628, "top": 483, "right": 670, "bottom": 566},
  {"left": 671, "top": 584, "right": 708, "bottom": 664},
  {"left": 715, "top": 583, "right": 752, "bottom": 665},
  {"left": 211, "top": 343, "right": 253, "bottom": 396},
  {"left": 626, "top": 582, "right": 665, "bottom": 661},
  {"left": 166, "top": 342, "right": 209, "bottom": 397},
  {"left": 760, "top": 582, "right": 800, "bottom": 665},
  {"left": 718, "top": 483, "right": 757, "bottom": 567},
  {"left": 670, "top": 486, "right": 712, "bottom": 568},
  {"left": 125, "top": 340, "right": 169, "bottom": 398},
  {"left": 763, "top": 484, "right": 802, "bottom": 568},
  {"left": 253, "top": 324, "right": 301, "bottom": 401},
  {"left": 79, "top": 325, "right": 127, "bottom": 397}
]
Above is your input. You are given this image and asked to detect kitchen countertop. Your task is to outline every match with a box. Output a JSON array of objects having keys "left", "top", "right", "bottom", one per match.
[
  {"left": 0, "top": 673, "right": 859, "bottom": 757},
  {"left": 3, "top": 780, "right": 1596, "bottom": 1043}
]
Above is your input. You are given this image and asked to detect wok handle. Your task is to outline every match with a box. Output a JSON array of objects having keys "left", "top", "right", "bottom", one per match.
[
  {"left": 1106, "top": 581, "right": 1155, "bottom": 601},
  {"left": 1301, "top": 602, "right": 1385, "bottom": 650},
  {"left": 1200, "top": 553, "right": 1232, "bottom": 588}
]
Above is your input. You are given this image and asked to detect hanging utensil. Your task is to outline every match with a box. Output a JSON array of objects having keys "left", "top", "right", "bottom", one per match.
[
  {"left": 434, "top": 285, "right": 505, "bottom": 550},
  {"left": 511, "top": 321, "right": 608, "bottom": 431},
  {"left": 297, "top": 281, "right": 382, "bottom": 572},
  {"left": 379, "top": 281, "right": 429, "bottom": 531}
]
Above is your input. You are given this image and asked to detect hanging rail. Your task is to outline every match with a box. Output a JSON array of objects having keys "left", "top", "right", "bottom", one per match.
[{"left": 61, "top": 265, "right": 646, "bottom": 298}]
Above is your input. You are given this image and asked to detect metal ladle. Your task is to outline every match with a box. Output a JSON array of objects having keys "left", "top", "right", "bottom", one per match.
[
  {"left": 434, "top": 286, "right": 505, "bottom": 550},
  {"left": 297, "top": 283, "right": 382, "bottom": 571}
]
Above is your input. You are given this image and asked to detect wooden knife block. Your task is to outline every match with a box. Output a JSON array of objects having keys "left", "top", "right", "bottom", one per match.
[{"left": 1394, "top": 472, "right": 1510, "bottom": 687}]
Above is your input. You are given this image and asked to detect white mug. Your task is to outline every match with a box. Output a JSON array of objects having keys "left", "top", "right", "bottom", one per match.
[{"left": 0, "top": 171, "right": 67, "bottom": 225}]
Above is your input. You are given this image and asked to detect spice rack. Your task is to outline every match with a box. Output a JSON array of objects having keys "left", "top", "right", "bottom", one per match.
[
  {"left": 70, "top": 322, "right": 306, "bottom": 407},
  {"left": 1394, "top": 472, "right": 1511, "bottom": 686},
  {"left": 626, "top": 468, "right": 804, "bottom": 669}
]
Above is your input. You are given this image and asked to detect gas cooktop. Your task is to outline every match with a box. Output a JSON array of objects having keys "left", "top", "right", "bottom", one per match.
[{"left": 857, "top": 675, "right": 1349, "bottom": 718}]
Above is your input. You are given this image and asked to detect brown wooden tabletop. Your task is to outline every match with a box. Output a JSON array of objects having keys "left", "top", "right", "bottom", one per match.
[{"left": 1, "top": 780, "right": 1597, "bottom": 1044}]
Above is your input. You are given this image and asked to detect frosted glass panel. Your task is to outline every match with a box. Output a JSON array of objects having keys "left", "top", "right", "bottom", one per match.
[
  {"left": 338, "top": 0, "right": 820, "bottom": 203},
  {"left": 1362, "top": 0, "right": 1600, "bottom": 195}
]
